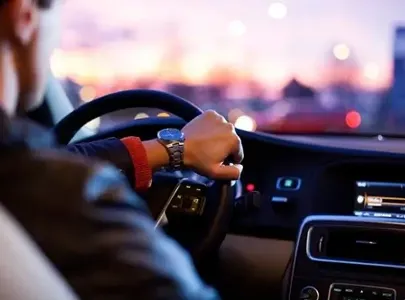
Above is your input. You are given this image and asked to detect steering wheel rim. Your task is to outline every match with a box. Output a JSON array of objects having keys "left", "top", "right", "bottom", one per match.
[
  {"left": 54, "top": 89, "right": 203, "bottom": 145},
  {"left": 53, "top": 89, "right": 233, "bottom": 262}
]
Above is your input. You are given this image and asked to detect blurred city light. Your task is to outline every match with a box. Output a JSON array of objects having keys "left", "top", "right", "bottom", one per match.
[
  {"left": 84, "top": 117, "right": 101, "bottom": 131},
  {"left": 235, "top": 115, "right": 257, "bottom": 131},
  {"left": 134, "top": 112, "right": 149, "bottom": 119},
  {"left": 345, "top": 111, "right": 362, "bottom": 128},
  {"left": 157, "top": 112, "right": 170, "bottom": 117},
  {"left": 228, "top": 108, "right": 244, "bottom": 123},
  {"left": 268, "top": 2, "right": 288, "bottom": 19},
  {"left": 181, "top": 55, "right": 211, "bottom": 82},
  {"left": 333, "top": 43, "right": 351, "bottom": 60},
  {"left": 363, "top": 62, "right": 380, "bottom": 80},
  {"left": 56, "top": 1, "right": 402, "bottom": 136},
  {"left": 79, "top": 86, "right": 96, "bottom": 102},
  {"left": 228, "top": 20, "right": 247, "bottom": 36}
]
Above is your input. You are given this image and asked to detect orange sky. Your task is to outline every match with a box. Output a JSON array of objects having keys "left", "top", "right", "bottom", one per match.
[{"left": 52, "top": 0, "right": 404, "bottom": 91}]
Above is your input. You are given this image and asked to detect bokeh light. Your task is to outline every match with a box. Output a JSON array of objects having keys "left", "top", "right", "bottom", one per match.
[
  {"left": 228, "top": 20, "right": 247, "bottom": 36},
  {"left": 268, "top": 2, "right": 288, "bottom": 19},
  {"left": 235, "top": 115, "right": 257, "bottom": 131},
  {"left": 333, "top": 43, "right": 351, "bottom": 61},
  {"left": 345, "top": 110, "right": 362, "bottom": 128},
  {"left": 363, "top": 62, "right": 380, "bottom": 80},
  {"left": 79, "top": 86, "right": 96, "bottom": 102}
]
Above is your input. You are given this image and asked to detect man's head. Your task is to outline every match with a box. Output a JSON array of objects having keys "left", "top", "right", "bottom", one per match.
[{"left": 0, "top": 0, "right": 62, "bottom": 115}]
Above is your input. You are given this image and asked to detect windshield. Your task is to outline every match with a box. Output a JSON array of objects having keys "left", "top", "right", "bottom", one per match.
[{"left": 55, "top": 0, "right": 405, "bottom": 135}]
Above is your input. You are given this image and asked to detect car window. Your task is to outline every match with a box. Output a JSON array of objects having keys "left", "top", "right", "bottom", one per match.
[{"left": 54, "top": 0, "right": 405, "bottom": 135}]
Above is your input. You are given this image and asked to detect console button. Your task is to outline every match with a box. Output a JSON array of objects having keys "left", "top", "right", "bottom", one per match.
[
  {"left": 299, "top": 286, "right": 319, "bottom": 300},
  {"left": 356, "top": 287, "right": 366, "bottom": 298},
  {"left": 271, "top": 196, "right": 289, "bottom": 204},
  {"left": 329, "top": 285, "right": 343, "bottom": 300},
  {"left": 381, "top": 290, "right": 395, "bottom": 299},
  {"left": 330, "top": 284, "right": 395, "bottom": 300},
  {"left": 368, "top": 289, "right": 380, "bottom": 298},
  {"left": 277, "top": 177, "right": 301, "bottom": 190}
]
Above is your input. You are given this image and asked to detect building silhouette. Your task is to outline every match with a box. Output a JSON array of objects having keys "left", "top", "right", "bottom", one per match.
[{"left": 282, "top": 78, "right": 315, "bottom": 99}]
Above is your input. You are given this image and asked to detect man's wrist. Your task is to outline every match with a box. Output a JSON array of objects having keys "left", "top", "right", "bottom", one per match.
[
  {"left": 143, "top": 139, "right": 170, "bottom": 171},
  {"left": 182, "top": 138, "right": 192, "bottom": 167}
]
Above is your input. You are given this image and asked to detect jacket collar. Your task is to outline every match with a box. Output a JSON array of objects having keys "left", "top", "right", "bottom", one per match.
[{"left": 0, "top": 109, "right": 55, "bottom": 151}]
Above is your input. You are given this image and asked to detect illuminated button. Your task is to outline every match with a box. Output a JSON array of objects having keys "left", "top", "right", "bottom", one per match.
[
  {"left": 246, "top": 183, "right": 255, "bottom": 192},
  {"left": 364, "top": 288, "right": 381, "bottom": 299},
  {"left": 271, "top": 196, "right": 289, "bottom": 203},
  {"left": 329, "top": 285, "right": 343, "bottom": 300},
  {"left": 277, "top": 177, "right": 301, "bottom": 190},
  {"left": 171, "top": 195, "right": 183, "bottom": 209},
  {"left": 190, "top": 197, "right": 201, "bottom": 211},
  {"left": 381, "top": 290, "right": 395, "bottom": 299}
]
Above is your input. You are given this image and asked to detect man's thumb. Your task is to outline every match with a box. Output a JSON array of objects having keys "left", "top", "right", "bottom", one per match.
[{"left": 211, "top": 164, "right": 243, "bottom": 180}]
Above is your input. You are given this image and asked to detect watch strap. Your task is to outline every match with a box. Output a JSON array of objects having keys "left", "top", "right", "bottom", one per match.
[{"left": 158, "top": 140, "right": 184, "bottom": 170}]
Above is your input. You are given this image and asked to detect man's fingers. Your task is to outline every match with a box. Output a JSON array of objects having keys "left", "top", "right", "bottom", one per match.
[
  {"left": 232, "top": 137, "right": 244, "bottom": 164},
  {"left": 211, "top": 164, "right": 243, "bottom": 180}
]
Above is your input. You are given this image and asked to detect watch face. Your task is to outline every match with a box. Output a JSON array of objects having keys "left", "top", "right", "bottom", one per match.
[{"left": 158, "top": 128, "right": 184, "bottom": 141}]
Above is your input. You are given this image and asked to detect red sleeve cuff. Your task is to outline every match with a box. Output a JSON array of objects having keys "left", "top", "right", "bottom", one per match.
[{"left": 120, "top": 137, "right": 152, "bottom": 191}]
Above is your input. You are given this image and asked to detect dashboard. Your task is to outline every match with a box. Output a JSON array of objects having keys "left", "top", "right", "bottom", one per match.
[
  {"left": 83, "top": 117, "right": 405, "bottom": 239},
  {"left": 231, "top": 132, "right": 405, "bottom": 239},
  {"left": 81, "top": 117, "right": 405, "bottom": 299},
  {"left": 228, "top": 132, "right": 405, "bottom": 299}
]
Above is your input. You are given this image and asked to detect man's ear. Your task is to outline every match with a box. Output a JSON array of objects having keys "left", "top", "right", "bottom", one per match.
[{"left": 7, "top": 0, "right": 39, "bottom": 45}]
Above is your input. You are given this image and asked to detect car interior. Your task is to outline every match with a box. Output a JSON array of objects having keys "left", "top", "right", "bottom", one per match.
[
  {"left": 1, "top": 79, "right": 404, "bottom": 300},
  {"left": 2, "top": 1, "right": 405, "bottom": 299}
]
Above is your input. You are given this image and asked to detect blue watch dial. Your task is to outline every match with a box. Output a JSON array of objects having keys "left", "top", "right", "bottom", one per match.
[{"left": 157, "top": 128, "right": 184, "bottom": 142}]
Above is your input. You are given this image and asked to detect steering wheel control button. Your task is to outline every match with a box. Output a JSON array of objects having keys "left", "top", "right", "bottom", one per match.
[
  {"left": 299, "top": 286, "right": 319, "bottom": 300},
  {"left": 167, "top": 180, "right": 206, "bottom": 216},
  {"left": 276, "top": 177, "right": 301, "bottom": 191},
  {"left": 171, "top": 195, "right": 183, "bottom": 209}
]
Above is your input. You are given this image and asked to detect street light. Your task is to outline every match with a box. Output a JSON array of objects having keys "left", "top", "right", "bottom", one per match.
[
  {"left": 228, "top": 20, "right": 247, "bottom": 36},
  {"left": 268, "top": 2, "right": 288, "bottom": 19},
  {"left": 333, "top": 43, "right": 350, "bottom": 61}
]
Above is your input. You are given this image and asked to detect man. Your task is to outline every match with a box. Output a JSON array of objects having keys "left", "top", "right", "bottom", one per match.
[{"left": 0, "top": 0, "right": 244, "bottom": 299}]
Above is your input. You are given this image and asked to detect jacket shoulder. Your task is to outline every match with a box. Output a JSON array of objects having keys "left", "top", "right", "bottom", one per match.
[{"left": 0, "top": 149, "right": 147, "bottom": 218}]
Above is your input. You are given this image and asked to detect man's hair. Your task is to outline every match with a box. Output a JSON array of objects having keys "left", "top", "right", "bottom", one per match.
[{"left": 0, "top": 0, "right": 54, "bottom": 9}]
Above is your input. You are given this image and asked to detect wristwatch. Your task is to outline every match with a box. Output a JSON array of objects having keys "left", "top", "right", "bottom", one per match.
[{"left": 157, "top": 128, "right": 185, "bottom": 170}]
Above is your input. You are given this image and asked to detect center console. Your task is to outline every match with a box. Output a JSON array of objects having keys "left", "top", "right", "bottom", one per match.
[{"left": 288, "top": 215, "right": 405, "bottom": 300}]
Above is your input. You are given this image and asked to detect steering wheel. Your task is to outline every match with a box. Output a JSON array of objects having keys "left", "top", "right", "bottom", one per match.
[{"left": 53, "top": 89, "right": 234, "bottom": 262}]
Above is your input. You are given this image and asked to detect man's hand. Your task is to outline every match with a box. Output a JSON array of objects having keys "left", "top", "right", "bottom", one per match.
[{"left": 182, "top": 110, "right": 244, "bottom": 180}]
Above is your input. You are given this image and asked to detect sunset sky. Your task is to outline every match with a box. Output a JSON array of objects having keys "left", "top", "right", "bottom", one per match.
[{"left": 53, "top": 0, "right": 405, "bottom": 88}]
